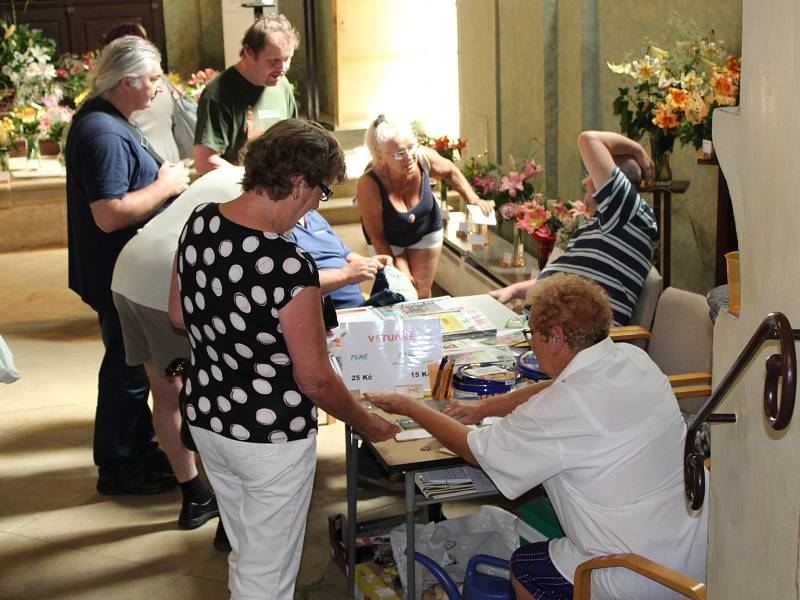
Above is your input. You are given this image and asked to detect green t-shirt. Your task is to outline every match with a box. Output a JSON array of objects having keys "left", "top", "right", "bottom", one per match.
[{"left": 194, "top": 66, "right": 298, "bottom": 164}]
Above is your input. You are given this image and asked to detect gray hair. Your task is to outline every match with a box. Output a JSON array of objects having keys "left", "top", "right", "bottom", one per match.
[
  {"left": 364, "top": 114, "right": 418, "bottom": 162},
  {"left": 88, "top": 35, "right": 161, "bottom": 99},
  {"left": 614, "top": 155, "right": 642, "bottom": 191}
]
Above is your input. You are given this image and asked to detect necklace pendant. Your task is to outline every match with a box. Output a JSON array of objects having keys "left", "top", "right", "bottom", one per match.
[{"left": 407, "top": 213, "right": 416, "bottom": 224}]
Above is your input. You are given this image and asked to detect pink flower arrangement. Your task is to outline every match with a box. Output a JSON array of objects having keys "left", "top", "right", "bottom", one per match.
[
  {"left": 461, "top": 155, "right": 544, "bottom": 205},
  {"left": 508, "top": 195, "right": 592, "bottom": 250},
  {"left": 184, "top": 68, "right": 219, "bottom": 102}
]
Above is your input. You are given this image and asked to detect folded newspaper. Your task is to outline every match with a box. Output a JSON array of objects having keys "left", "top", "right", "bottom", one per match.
[{"left": 415, "top": 466, "right": 498, "bottom": 500}]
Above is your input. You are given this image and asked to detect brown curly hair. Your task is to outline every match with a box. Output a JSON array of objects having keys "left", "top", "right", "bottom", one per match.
[
  {"left": 240, "top": 119, "right": 346, "bottom": 199},
  {"left": 526, "top": 273, "right": 612, "bottom": 351}
]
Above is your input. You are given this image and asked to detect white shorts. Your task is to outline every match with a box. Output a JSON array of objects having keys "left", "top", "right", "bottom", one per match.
[
  {"left": 190, "top": 426, "right": 317, "bottom": 600},
  {"left": 389, "top": 228, "right": 444, "bottom": 256}
]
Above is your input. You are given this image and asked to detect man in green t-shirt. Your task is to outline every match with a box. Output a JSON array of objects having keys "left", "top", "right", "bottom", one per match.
[{"left": 194, "top": 15, "right": 299, "bottom": 174}]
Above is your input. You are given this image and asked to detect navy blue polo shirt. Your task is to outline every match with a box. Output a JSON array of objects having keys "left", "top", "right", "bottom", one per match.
[
  {"left": 65, "top": 97, "right": 160, "bottom": 310},
  {"left": 290, "top": 210, "right": 365, "bottom": 309}
]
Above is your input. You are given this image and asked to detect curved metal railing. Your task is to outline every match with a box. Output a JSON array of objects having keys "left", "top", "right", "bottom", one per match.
[{"left": 684, "top": 312, "right": 798, "bottom": 510}]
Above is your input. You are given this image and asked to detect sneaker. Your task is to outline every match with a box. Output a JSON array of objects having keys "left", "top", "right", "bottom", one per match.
[
  {"left": 178, "top": 494, "right": 219, "bottom": 530},
  {"left": 97, "top": 469, "right": 177, "bottom": 496},
  {"left": 213, "top": 520, "right": 231, "bottom": 553}
]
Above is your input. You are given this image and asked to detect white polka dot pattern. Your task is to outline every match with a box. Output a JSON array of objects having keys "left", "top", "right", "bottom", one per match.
[
  {"left": 283, "top": 257, "right": 301, "bottom": 274},
  {"left": 283, "top": 390, "right": 301, "bottom": 407},
  {"left": 251, "top": 285, "right": 267, "bottom": 305},
  {"left": 256, "top": 408, "right": 277, "bottom": 425},
  {"left": 255, "top": 363, "right": 276, "bottom": 377},
  {"left": 176, "top": 203, "right": 319, "bottom": 444},
  {"left": 255, "top": 256, "right": 274, "bottom": 274},
  {"left": 252, "top": 379, "right": 272, "bottom": 394},
  {"left": 231, "top": 424, "right": 250, "bottom": 440},
  {"left": 219, "top": 239, "right": 233, "bottom": 257},
  {"left": 268, "top": 430, "right": 288, "bottom": 443},
  {"left": 242, "top": 236, "right": 259, "bottom": 252}
]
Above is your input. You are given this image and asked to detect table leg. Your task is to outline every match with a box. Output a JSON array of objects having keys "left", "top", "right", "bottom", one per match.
[
  {"left": 405, "top": 470, "right": 417, "bottom": 600},
  {"left": 345, "top": 425, "right": 358, "bottom": 597}
]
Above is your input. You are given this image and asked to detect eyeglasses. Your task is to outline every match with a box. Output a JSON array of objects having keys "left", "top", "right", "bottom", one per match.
[
  {"left": 390, "top": 145, "right": 417, "bottom": 161},
  {"left": 319, "top": 183, "right": 333, "bottom": 202},
  {"left": 522, "top": 328, "right": 540, "bottom": 344}
]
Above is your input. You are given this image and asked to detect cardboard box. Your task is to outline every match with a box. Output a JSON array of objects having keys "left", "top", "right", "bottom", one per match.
[{"left": 354, "top": 562, "right": 401, "bottom": 600}]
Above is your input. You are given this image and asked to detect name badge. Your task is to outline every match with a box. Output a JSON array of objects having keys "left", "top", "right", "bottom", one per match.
[{"left": 257, "top": 109, "right": 280, "bottom": 119}]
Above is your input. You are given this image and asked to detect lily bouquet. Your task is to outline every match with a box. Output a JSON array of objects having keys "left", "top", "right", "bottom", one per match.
[
  {"left": 462, "top": 154, "right": 544, "bottom": 206},
  {"left": 0, "top": 19, "right": 57, "bottom": 105},
  {"left": 504, "top": 196, "right": 592, "bottom": 251},
  {"left": 608, "top": 23, "right": 741, "bottom": 152}
]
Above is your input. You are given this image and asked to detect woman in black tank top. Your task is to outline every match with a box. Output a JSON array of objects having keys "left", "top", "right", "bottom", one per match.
[{"left": 356, "top": 114, "right": 494, "bottom": 298}]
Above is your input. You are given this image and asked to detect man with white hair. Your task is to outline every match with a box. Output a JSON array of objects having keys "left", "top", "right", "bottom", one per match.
[
  {"left": 65, "top": 35, "right": 190, "bottom": 495},
  {"left": 194, "top": 14, "right": 300, "bottom": 174}
]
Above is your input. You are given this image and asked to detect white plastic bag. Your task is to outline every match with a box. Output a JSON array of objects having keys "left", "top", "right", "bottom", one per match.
[
  {"left": 0, "top": 334, "right": 20, "bottom": 383},
  {"left": 390, "top": 505, "right": 520, "bottom": 598}
]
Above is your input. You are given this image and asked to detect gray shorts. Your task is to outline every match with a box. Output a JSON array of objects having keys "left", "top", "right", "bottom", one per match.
[{"left": 113, "top": 292, "right": 189, "bottom": 374}]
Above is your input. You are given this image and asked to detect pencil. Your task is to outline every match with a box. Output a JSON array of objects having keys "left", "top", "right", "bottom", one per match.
[{"left": 432, "top": 355, "right": 448, "bottom": 400}]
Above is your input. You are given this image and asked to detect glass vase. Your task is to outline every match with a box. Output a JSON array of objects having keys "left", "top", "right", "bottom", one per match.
[
  {"left": 536, "top": 237, "right": 555, "bottom": 270},
  {"left": 649, "top": 134, "right": 675, "bottom": 187},
  {"left": 57, "top": 140, "right": 66, "bottom": 167},
  {"left": 511, "top": 225, "right": 526, "bottom": 267},
  {"left": 25, "top": 134, "right": 42, "bottom": 170},
  {"left": 0, "top": 149, "right": 9, "bottom": 173}
]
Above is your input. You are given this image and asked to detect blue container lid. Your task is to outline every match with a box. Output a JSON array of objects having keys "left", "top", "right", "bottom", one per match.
[
  {"left": 456, "top": 362, "right": 520, "bottom": 386},
  {"left": 515, "top": 350, "right": 549, "bottom": 381}
]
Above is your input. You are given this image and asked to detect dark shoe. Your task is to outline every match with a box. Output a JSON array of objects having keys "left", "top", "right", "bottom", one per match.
[
  {"left": 97, "top": 469, "right": 177, "bottom": 496},
  {"left": 141, "top": 449, "right": 175, "bottom": 476},
  {"left": 213, "top": 520, "right": 231, "bottom": 553},
  {"left": 178, "top": 494, "right": 219, "bottom": 530}
]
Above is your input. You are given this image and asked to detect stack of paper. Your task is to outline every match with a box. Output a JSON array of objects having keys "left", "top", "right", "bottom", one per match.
[{"left": 415, "top": 466, "right": 498, "bottom": 500}]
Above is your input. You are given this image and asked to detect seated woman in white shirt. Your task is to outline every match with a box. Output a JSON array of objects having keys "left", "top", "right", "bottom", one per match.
[{"left": 368, "top": 273, "right": 707, "bottom": 600}]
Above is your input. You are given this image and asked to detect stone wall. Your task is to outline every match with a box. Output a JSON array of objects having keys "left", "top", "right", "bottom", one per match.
[{"left": 457, "top": 0, "right": 742, "bottom": 294}]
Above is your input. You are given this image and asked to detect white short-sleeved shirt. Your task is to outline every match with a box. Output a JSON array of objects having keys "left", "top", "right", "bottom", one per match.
[
  {"left": 111, "top": 167, "right": 244, "bottom": 310},
  {"left": 468, "top": 339, "right": 707, "bottom": 600}
]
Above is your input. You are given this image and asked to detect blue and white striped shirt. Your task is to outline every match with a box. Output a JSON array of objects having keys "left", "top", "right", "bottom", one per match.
[{"left": 539, "top": 169, "right": 658, "bottom": 325}]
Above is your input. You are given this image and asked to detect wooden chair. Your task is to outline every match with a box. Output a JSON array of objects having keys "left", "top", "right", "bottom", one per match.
[
  {"left": 611, "top": 286, "right": 713, "bottom": 413},
  {"left": 573, "top": 554, "right": 706, "bottom": 599}
]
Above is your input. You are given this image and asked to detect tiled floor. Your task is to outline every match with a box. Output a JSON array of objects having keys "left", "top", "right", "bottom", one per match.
[{"left": 0, "top": 223, "right": 414, "bottom": 599}]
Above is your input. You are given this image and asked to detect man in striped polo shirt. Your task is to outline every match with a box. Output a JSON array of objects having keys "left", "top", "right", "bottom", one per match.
[{"left": 490, "top": 131, "right": 658, "bottom": 325}]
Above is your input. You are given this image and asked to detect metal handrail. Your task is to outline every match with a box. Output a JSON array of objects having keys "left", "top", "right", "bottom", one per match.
[{"left": 684, "top": 312, "right": 798, "bottom": 510}]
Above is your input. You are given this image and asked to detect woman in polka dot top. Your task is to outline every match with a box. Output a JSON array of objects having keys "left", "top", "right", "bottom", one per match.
[{"left": 168, "top": 120, "right": 399, "bottom": 599}]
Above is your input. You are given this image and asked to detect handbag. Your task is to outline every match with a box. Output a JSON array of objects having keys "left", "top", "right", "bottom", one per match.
[{"left": 168, "top": 80, "right": 198, "bottom": 159}]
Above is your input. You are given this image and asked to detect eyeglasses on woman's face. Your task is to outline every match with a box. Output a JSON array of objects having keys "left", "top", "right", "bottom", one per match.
[
  {"left": 389, "top": 144, "right": 417, "bottom": 161},
  {"left": 522, "top": 328, "right": 540, "bottom": 344},
  {"left": 318, "top": 183, "right": 333, "bottom": 202}
]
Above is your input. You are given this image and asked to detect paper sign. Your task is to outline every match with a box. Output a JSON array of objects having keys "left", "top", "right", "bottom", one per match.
[
  {"left": 341, "top": 318, "right": 442, "bottom": 393},
  {"left": 466, "top": 204, "right": 498, "bottom": 225}
]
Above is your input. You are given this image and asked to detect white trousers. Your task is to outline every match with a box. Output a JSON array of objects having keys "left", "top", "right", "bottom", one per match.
[{"left": 191, "top": 426, "right": 317, "bottom": 600}]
